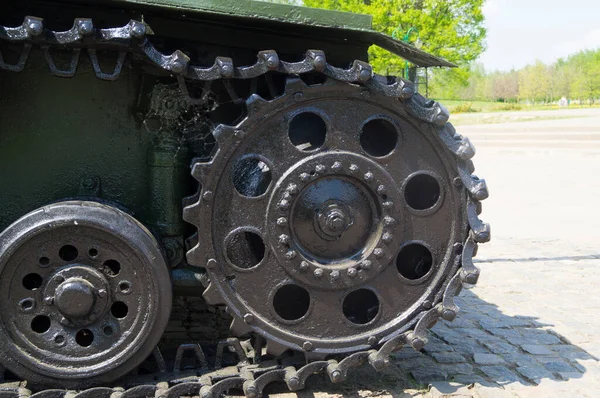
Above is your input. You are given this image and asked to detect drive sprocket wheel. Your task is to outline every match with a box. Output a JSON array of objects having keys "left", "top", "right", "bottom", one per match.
[
  {"left": 0, "top": 201, "right": 172, "bottom": 388},
  {"left": 184, "top": 78, "right": 488, "bottom": 356}
]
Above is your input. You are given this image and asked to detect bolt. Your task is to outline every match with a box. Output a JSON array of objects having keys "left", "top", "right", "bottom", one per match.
[
  {"left": 59, "top": 316, "right": 70, "bottom": 326},
  {"left": 244, "top": 313, "right": 254, "bottom": 324},
  {"left": 383, "top": 216, "right": 396, "bottom": 226},
  {"left": 26, "top": 19, "right": 43, "bottom": 36},
  {"left": 285, "top": 250, "right": 297, "bottom": 260},
  {"left": 299, "top": 261, "right": 309, "bottom": 272},
  {"left": 442, "top": 309, "right": 456, "bottom": 321},
  {"left": 331, "top": 161, "right": 342, "bottom": 172},
  {"left": 130, "top": 22, "right": 146, "bottom": 38},
  {"left": 359, "top": 68, "right": 372, "bottom": 82},
  {"left": 361, "top": 91, "right": 371, "bottom": 100},
  {"left": 278, "top": 234, "right": 290, "bottom": 245},
  {"left": 315, "top": 164, "right": 326, "bottom": 174},
  {"left": 330, "top": 270, "right": 340, "bottom": 281},
  {"left": 411, "top": 337, "right": 425, "bottom": 351},
  {"left": 382, "top": 232, "right": 393, "bottom": 243},
  {"left": 203, "top": 191, "right": 213, "bottom": 201},
  {"left": 287, "top": 377, "right": 300, "bottom": 390},
  {"left": 206, "top": 258, "right": 217, "bottom": 268},
  {"left": 282, "top": 192, "right": 292, "bottom": 201},
  {"left": 44, "top": 296, "right": 54, "bottom": 306},
  {"left": 277, "top": 217, "right": 288, "bottom": 226},
  {"left": 373, "top": 248, "right": 384, "bottom": 258},
  {"left": 361, "top": 260, "right": 372, "bottom": 270},
  {"left": 383, "top": 201, "right": 394, "bottom": 208},
  {"left": 293, "top": 92, "right": 304, "bottom": 102},
  {"left": 330, "top": 369, "right": 343, "bottom": 383},
  {"left": 171, "top": 61, "right": 185, "bottom": 74},
  {"left": 287, "top": 183, "right": 298, "bottom": 195},
  {"left": 347, "top": 267, "right": 357, "bottom": 278},
  {"left": 78, "top": 20, "right": 94, "bottom": 35},
  {"left": 313, "top": 268, "right": 324, "bottom": 279},
  {"left": 302, "top": 341, "right": 313, "bottom": 351},
  {"left": 453, "top": 177, "right": 463, "bottom": 187},
  {"left": 300, "top": 172, "right": 311, "bottom": 182},
  {"left": 368, "top": 336, "right": 377, "bottom": 346},
  {"left": 266, "top": 54, "right": 279, "bottom": 69},
  {"left": 313, "top": 55, "right": 326, "bottom": 70},
  {"left": 377, "top": 185, "right": 386, "bottom": 195},
  {"left": 422, "top": 300, "right": 433, "bottom": 310},
  {"left": 278, "top": 199, "right": 290, "bottom": 210},
  {"left": 349, "top": 164, "right": 359, "bottom": 173},
  {"left": 364, "top": 172, "right": 374, "bottom": 182},
  {"left": 245, "top": 385, "right": 258, "bottom": 398},
  {"left": 97, "top": 289, "right": 107, "bottom": 298}
]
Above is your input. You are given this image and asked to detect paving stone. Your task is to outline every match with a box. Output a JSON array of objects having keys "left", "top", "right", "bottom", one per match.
[
  {"left": 430, "top": 352, "right": 467, "bottom": 364},
  {"left": 393, "top": 348, "right": 427, "bottom": 361},
  {"left": 521, "top": 345, "right": 553, "bottom": 355},
  {"left": 440, "top": 363, "right": 474, "bottom": 376},
  {"left": 480, "top": 341, "right": 517, "bottom": 355},
  {"left": 451, "top": 339, "right": 490, "bottom": 356},
  {"left": 557, "top": 371, "right": 584, "bottom": 381},
  {"left": 410, "top": 367, "right": 448, "bottom": 385},
  {"left": 473, "top": 353, "right": 505, "bottom": 365},
  {"left": 515, "top": 366, "right": 556, "bottom": 384},
  {"left": 501, "top": 353, "right": 542, "bottom": 368},
  {"left": 539, "top": 359, "right": 578, "bottom": 373},
  {"left": 486, "top": 328, "right": 521, "bottom": 340},
  {"left": 450, "top": 374, "right": 488, "bottom": 385},
  {"left": 478, "top": 365, "right": 523, "bottom": 383},
  {"left": 519, "top": 329, "right": 562, "bottom": 345},
  {"left": 478, "top": 317, "right": 533, "bottom": 330}
]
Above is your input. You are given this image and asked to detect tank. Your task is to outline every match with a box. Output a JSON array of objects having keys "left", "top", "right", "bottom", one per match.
[{"left": 0, "top": 1, "right": 489, "bottom": 396}]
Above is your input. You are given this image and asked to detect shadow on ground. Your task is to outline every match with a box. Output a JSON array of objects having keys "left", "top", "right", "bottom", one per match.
[{"left": 261, "top": 288, "right": 596, "bottom": 397}]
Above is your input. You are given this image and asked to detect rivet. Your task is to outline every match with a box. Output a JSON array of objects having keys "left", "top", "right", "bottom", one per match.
[
  {"left": 382, "top": 232, "right": 393, "bottom": 243},
  {"left": 59, "top": 317, "right": 70, "bottom": 326},
  {"left": 293, "top": 92, "right": 304, "bottom": 102},
  {"left": 97, "top": 289, "right": 107, "bottom": 298},
  {"left": 244, "top": 313, "right": 254, "bottom": 323},
  {"left": 206, "top": 258, "right": 217, "bottom": 268},
  {"left": 26, "top": 19, "right": 43, "bottom": 36},
  {"left": 331, "top": 161, "right": 342, "bottom": 172},
  {"left": 130, "top": 22, "right": 146, "bottom": 38},
  {"left": 303, "top": 341, "right": 313, "bottom": 351},
  {"left": 313, "top": 55, "right": 326, "bottom": 70},
  {"left": 43, "top": 296, "right": 54, "bottom": 306},
  {"left": 287, "top": 183, "right": 298, "bottom": 195},
  {"left": 368, "top": 336, "right": 377, "bottom": 346},
  {"left": 330, "top": 270, "right": 340, "bottom": 281},
  {"left": 299, "top": 261, "right": 309, "bottom": 272},
  {"left": 300, "top": 173, "right": 310, "bottom": 182},
  {"left": 203, "top": 191, "right": 213, "bottom": 201},
  {"left": 171, "top": 60, "right": 185, "bottom": 74},
  {"left": 78, "top": 20, "right": 94, "bottom": 35},
  {"left": 349, "top": 164, "right": 359, "bottom": 173},
  {"left": 347, "top": 267, "right": 357, "bottom": 278},
  {"left": 361, "top": 260, "right": 372, "bottom": 270},
  {"left": 282, "top": 192, "right": 292, "bottom": 201},
  {"left": 285, "top": 250, "right": 297, "bottom": 260},
  {"left": 267, "top": 55, "right": 279, "bottom": 69},
  {"left": 361, "top": 91, "right": 371, "bottom": 100},
  {"left": 453, "top": 177, "right": 463, "bottom": 187},
  {"left": 234, "top": 129, "right": 245, "bottom": 138},
  {"left": 422, "top": 300, "right": 433, "bottom": 309},
  {"left": 278, "top": 199, "right": 290, "bottom": 210},
  {"left": 277, "top": 217, "right": 288, "bottom": 226},
  {"left": 383, "top": 216, "right": 396, "bottom": 226},
  {"left": 364, "top": 172, "right": 374, "bottom": 182},
  {"left": 278, "top": 234, "right": 290, "bottom": 245},
  {"left": 315, "top": 164, "right": 326, "bottom": 174},
  {"left": 313, "top": 268, "right": 324, "bottom": 279},
  {"left": 374, "top": 248, "right": 384, "bottom": 258},
  {"left": 377, "top": 185, "right": 387, "bottom": 195},
  {"left": 383, "top": 201, "right": 394, "bottom": 208}
]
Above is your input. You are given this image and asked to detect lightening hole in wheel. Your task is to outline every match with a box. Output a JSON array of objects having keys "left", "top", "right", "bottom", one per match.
[
  {"left": 360, "top": 119, "right": 398, "bottom": 157},
  {"left": 31, "top": 315, "right": 51, "bottom": 333},
  {"left": 289, "top": 112, "right": 327, "bottom": 151},
  {"left": 405, "top": 173, "right": 441, "bottom": 210},
  {"left": 39, "top": 257, "right": 50, "bottom": 266},
  {"left": 226, "top": 231, "right": 265, "bottom": 269},
  {"left": 273, "top": 284, "right": 310, "bottom": 321},
  {"left": 396, "top": 243, "right": 433, "bottom": 280},
  {"left": 233, "top": 156, "right": 272, "bottom": 197},
  {"left": 111, "top": 301, "right": 128, "bottom": 319},
  {"left": 22, "top": 273, "right": 43, "bottom": 290},
  {"left": 76, "top": 329, "right": 94, "bottom": 347},
  {"left": 343, "top": 289, "right": 379, "bottom": 324},
  {"left": 103, "top": 259, "right": 121, "bottom": 276},
  {"left": 59, "top": 245, "right": 78, "bottom": 262},
  {"left": 88, "top": 248, "right": 98, "bottom": 258},
  {"left": 103, "top": 326, "right": 114, "bottom": 336}
]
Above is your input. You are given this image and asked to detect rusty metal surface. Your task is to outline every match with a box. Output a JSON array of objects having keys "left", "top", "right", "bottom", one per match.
[{"left": 0, "top": 15, "right": 488, "bottom": 398}]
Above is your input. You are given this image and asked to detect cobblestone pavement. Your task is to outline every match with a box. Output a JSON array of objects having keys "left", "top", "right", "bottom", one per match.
[{"left": 267, "top": 110, "right": 600, "bottom": 398}]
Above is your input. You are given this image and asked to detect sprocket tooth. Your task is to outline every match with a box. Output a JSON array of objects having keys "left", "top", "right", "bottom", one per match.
[
  {"left": 202, "top": 281, "right": 225, "bottom": 306},
  {"left": 182, "top": 201, "right": 200, "bottom": 224},
  {"left": 246, "top": 94, "right": 269, "bottom": 114},
  {"left": 186, "top": 242, "right": 209, "bottom": 268},
  {"left": 266, "top": 340, "right": 289, "bottom": 356},
  {"left": 230, "top": 315, "right": 253, "bottom": 337},
  {"left": 212, "top": 125, "right": 236, "bottom": 147},
  {"left": 191, "top": 162, "right": 212, "bottom": 182},
  {"left": 284, "top": 76, "right": 309, "bottom": 94}
]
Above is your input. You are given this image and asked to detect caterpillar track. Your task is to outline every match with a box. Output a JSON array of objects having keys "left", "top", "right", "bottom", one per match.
[{"left": 0, "top": 4, "right": 489, "bottom": 398}]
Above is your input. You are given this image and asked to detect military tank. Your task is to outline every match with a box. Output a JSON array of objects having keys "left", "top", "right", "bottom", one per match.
[{"left": 0, "top": 0, "right": 489, "bottom": 396}]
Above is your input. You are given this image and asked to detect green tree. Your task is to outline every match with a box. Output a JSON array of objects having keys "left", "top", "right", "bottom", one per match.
[{"left": 300, "top": 0, "right": 486, "bottom": 78}]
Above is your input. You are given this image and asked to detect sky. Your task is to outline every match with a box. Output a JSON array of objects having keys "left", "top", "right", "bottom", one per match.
[{"left": 480, "top": 0, "right": 600, "bottom": 72}]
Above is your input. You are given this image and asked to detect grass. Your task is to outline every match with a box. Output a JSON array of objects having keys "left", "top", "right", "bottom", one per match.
[{"left": 438, "top": 100, "right": 599, "bottom": 114}]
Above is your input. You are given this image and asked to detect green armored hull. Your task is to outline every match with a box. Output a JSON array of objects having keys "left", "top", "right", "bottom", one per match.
[{"left": 0, "top": 1, "right": 488, "bottom": 395}]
